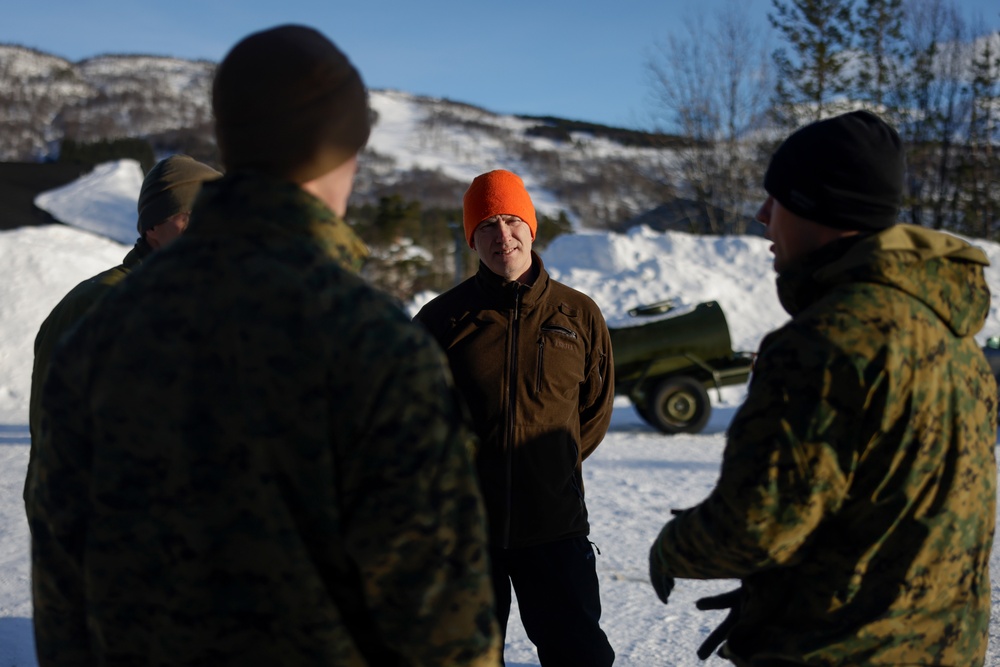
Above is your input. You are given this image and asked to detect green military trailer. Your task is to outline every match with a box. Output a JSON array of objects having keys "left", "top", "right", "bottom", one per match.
[{"left": 609, "top": 300, "right": 754, "bottom": 434}]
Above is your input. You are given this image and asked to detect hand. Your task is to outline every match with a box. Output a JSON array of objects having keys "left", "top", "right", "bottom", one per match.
[
  {"left": 695, "top": 587, "right": 743, "bottom": 660},
  {"left": 648, "top": 545, "right": 675, "bottom": 604}
]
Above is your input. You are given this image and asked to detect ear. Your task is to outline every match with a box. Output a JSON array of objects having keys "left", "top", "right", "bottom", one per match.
[{"left": 144, "top": 228, "right": 163, "bottom": 250}]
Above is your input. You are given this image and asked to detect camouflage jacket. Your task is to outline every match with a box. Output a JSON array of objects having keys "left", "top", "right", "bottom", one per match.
[
  {"left": 414, "top": 254, "right": 614, "bottom": 548},
  {"left": 26, "top": 172, "right": 500, "bottom": 666},
  {"left": 651, "top": 225, "right": 997, "bottom": 666},
  {"left": 26, "top": 239, "right": 152, "bottom": 503}
]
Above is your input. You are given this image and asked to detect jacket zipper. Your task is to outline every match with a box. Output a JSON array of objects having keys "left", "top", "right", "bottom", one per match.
[
  {"left": 503, "top": 288, "right": 521, "bottom": 549},
  {"left": 536, "top": 339, "right": 544, "bottom": 395}
]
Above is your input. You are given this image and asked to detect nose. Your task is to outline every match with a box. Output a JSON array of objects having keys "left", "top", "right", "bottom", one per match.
[
  {"left": 497, "top": 221, "right": 514, "bottom": 243},
  {"left": 755, "top": 196, "right": 773, "bottom": 227}
]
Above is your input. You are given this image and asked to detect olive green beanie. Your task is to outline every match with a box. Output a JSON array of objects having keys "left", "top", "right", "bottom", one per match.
[
  {"left": 136, "top": 155, "right": 222, "bottom": 235},
  {"left": 212, "top": 25, "right": 371, "bottom": 184}
]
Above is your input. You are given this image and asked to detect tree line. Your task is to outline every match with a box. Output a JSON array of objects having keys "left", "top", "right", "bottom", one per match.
[
  {"left": 646, "top": 0, "right": 999, "bottom": 238},
  {"left": 349, "top": 195, "right": 573, "bottom": 301}
]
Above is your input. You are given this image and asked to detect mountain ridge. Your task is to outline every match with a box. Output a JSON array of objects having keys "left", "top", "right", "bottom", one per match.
[{"left": 0, "top": 43, "right": 677, "bottom": 230}]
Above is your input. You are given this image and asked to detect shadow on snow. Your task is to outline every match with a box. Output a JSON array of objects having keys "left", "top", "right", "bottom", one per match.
[
  {"left": 0, "top": 617, "right": 37, "bottom": 666},
  {"left": 0, "top": 424, "right": 30, "bottom": 446}
]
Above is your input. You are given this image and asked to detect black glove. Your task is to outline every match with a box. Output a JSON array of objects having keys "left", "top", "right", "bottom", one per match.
[
  {"left": 695, "top": 587, "right": 743, "bottom": 660},
  {"left": 648, "top": 545, "right": 675, "bottom": 604}
]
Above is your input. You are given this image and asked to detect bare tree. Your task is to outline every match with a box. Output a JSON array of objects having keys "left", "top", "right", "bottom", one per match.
[{"left": 645, "top": 0, "right": 773, "bottom": 234}]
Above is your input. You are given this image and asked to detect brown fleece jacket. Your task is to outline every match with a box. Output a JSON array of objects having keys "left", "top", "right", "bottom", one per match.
[{"left": 415, "top": 253, "right": 614, "bottom": 548}]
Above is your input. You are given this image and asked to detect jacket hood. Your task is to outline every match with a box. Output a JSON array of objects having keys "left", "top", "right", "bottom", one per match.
[{"left": 778, "top": 224, "right": 991, "bottom": 337}]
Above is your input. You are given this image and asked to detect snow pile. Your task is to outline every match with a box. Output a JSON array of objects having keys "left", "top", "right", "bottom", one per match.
[
  {"left": 0, "top": 226, "right": 125, "bottom": 423},
  {"left": 33, "top": 160, "right": 144, "bottom": 245},
  {"left": 543, "top": 227, "right": 785, "bottom": 352}
]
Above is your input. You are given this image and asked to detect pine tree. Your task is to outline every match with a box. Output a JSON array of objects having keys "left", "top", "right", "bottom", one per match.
[
  {"left": 963, "top": 28, "right": 1000, "bottom": 237},
  {"left": 535, "top": 211, "right": 573, "bottom": 250},
  {"left": 57, "top": 137, "right": 156, "bottom": 173},
  {"left": 769, "top": 0, "right": 856, "bottom": 126},
  {"left": 371, "top": 194, "right": 421, "bottom": 246},
  {"left": 898, "top": 0, "right": 968, "bottom": 229},
  {"left": 853, "top": 0, "right": 906, "bottom": 115}
]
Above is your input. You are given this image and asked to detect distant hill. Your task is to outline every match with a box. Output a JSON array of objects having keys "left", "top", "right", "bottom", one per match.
[
  {"left": 0, "top": 43, "right": 688, "bottom": 231},
  {"left": 0, "top": 45, "right": 214, "bottom": 163}
]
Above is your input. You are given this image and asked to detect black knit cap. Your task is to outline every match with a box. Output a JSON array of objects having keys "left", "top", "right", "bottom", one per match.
[
  {"left": 212, "top": 25, "right": 370, "bottom": 184},
  {"left": 763, "top": 110, "right": 905, "bottom": 230}
]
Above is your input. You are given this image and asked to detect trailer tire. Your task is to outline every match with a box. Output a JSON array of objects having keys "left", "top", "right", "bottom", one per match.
[{"left": 647, "top": 376, "right": 711, "bottom": 434}]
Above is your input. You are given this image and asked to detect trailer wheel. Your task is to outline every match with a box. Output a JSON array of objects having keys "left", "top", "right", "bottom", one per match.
[{"left": 647, "top": 376, "right": 711, "bottom": 434}]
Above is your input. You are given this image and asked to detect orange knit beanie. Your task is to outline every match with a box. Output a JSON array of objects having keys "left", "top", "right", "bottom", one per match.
[{"left": 462, "top": 170, "right": 538, "bottom": 247}]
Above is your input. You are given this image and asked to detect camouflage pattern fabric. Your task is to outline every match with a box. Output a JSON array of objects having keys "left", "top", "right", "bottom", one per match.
[
  {"left": 650, "top": 224, "right": 997, "bottom": 665},
  {"left": 26, "top": 239, "right": 151, "bottom": 504},
  {"left": 26, "top": 172, "right": 501, "bottom": 666}
]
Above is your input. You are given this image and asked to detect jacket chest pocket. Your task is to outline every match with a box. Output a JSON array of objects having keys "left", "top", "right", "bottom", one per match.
[{"left": 535, "top": 325, "right": 586, "bottom": 398}]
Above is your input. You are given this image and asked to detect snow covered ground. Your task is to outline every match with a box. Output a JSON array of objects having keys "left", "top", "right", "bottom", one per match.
[{"left": 2, "top": 162, "right": 1000, "bottom": 665}]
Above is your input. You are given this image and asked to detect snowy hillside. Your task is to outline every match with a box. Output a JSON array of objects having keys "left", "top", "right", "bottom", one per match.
[
  {"left": 0, "top": 44, "right": 673, "bottom": 228},
  {"left": 2, "top": 168, "right": 1000, "bottom": 664},
  {"left": 0, "top": 45, "right": 214, "bottom": 161},
  {"left": 365, "top": 89, "right": 667, "bottom": 223}
]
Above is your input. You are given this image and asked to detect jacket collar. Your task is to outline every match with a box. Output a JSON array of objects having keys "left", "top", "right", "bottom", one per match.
[
  {"left": 775, "top": 235, "right": 867, "bottom": 316},
  {"left": 187, "top": 171, "right": 369, "bottom": 274},
  {"left": 775, "top": 224, "right": 991, "bottom": 336},
  {"left": 475, "top": 251, "right": 550, "bottom": 309},
  {"left": 122, "top": 237, "right": 154, "bottom": 268}
]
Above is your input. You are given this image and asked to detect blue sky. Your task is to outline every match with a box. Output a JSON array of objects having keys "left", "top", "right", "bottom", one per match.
[{"left": 3, "top": 0, "right": 998, "bottom": 130}]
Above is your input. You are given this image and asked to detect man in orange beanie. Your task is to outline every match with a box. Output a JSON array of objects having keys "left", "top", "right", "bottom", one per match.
[{"left": 416, "top": 169, "right": 616, "bottom": 666}]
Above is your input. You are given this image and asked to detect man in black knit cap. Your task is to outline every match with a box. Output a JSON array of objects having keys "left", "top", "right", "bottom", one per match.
[
  {"left": 27, "top": 25, "right": 499, "bottom": 666},
  {"left": 649, "top": 110, "right": 997, "bottom": 665}
]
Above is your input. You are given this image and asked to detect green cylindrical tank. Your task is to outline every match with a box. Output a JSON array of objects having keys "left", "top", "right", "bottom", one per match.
[
  {"left": 609, "top": 300, "right": 752, "bottom": 435},
  {"left": 610, "top": 301, "right": 732, "bottom": 377}
]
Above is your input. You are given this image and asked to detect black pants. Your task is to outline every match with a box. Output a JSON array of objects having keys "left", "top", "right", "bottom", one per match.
[{"left": 490, "top": 535, "right": 614, "bottom": 667}]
